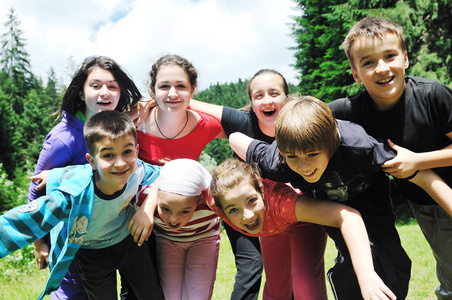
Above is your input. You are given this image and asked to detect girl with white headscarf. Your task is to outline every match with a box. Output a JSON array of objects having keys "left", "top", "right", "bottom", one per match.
[{"left": 152, "top": 159, "right": 220, "bottom": 300}]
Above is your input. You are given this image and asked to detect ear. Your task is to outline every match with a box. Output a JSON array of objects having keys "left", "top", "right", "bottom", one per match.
[
  {"left": 79, "top": 91, "right": 85, "bottom": 101},
  {"left": 86, "top": 153, "right": 97, "bottom": 170},
  {"left": 352, "top": 69, "right": 362, "bottom": 83},
  {"left": 404, "top": 50, "right": 409, "bottom": 69},
  {"left": 191, "top": 85, "right": 196, "bottom": 95},
  {"left": 135, "top": 144, "right": 139, "bottom": 155}
]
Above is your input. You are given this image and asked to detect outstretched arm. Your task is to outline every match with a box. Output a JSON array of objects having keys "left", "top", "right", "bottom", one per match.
[
  {"left": 408, "top": 169, "right": 452, "bottom": 217},
  {"left": 229, "top": 132, "right": 254, "bottom": 161},
  {"left": 295, "top": 197, "right": 396, "bottom": 300}
]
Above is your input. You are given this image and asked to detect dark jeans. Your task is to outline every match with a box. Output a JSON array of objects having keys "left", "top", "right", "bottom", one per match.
[
  {"left": 224, "top": 222, "right": 263, "bottom": 300},
  {"left": 76, "top": 234, "right": 164, "bottom": 300}
]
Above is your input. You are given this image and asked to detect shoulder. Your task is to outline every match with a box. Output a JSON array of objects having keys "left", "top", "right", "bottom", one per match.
[
  {"left": 337, "top": 120, "right": 373, "bottom": 148},
  {"left": 47, "top": 164, "right": 94, "bottom": 196}
]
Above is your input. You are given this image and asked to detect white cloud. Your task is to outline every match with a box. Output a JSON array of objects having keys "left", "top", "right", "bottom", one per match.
[{"left": 0, "top": 0, "right": 299, "bottom": 95}]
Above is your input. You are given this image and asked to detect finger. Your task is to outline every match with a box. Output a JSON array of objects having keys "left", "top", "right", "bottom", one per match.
[
  {"left": 36, "top": 182, "right": 45, "bottom": 191},
  {"left": 387, "top": 139, "right": 399, "bottom": 151}
]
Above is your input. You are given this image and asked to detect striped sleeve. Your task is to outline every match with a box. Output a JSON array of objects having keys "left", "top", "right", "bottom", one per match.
[{"left": 0, "top": 192, "right": 70, "bottom": 258}]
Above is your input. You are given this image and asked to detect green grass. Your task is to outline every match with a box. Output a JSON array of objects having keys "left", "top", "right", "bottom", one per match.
[{"left": 0, "top": 222, "right": 437, "bottom": 299}]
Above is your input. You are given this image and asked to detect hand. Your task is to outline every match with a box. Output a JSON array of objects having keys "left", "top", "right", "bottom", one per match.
[
  {"left": 381, "top": 139, "right": 419, "bottom": 179},
  {"left": 30, "top": 170, "right": 51, "bottom": 191},
  {"left": 128, "top": 207, "right": 154, "bottom": 246},
  {"left": 358, "top": 270, "right": 397, "bottom": 300},
  {"left": 33, "top": 240, "right": 50, "bottom": 269},
  {"left": 126, "top": 99, "right": 156, "bottom": 127}
]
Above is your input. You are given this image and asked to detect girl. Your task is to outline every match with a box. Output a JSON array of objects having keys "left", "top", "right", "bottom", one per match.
[
  {"left": 28, "top": 56, "right": 158, "bottom": 299},
  {"left": 149, "top": 159, "right": 221, "bottom": 299},
  {"left": 208, "top": 158, "right": 397, "bottom": 300},
  {"left": 136, "top": 54, "right": 224, "bottom": 165},
  {"left": 128, "top": 54, "right": 223, "bottom": 299}
]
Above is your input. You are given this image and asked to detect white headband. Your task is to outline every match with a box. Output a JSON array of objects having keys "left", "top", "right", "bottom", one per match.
[{"left": 158, "top": 159, "right": 211, "bottom": 196}]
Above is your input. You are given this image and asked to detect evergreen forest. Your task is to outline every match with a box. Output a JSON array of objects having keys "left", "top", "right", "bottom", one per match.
[{"left": 1, "top": 1, "right": 451, "bottom": 213}]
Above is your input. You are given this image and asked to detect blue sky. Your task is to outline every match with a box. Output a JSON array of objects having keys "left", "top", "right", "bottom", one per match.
[{"left": 0, "top": 0, "right": 299, "bottom": 95}]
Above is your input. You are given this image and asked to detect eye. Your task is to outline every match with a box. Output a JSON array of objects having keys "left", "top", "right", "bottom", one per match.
[
  {"left": 253, "top": 93, "right": 263, "bottom": 100},
  {"left": 386, "top": 53, "right": 396, "bottom": 59},
  {"left": 180, "top": 210, "right": 190, "bottom": 215},
  {"left": 227, "top": 207, "right": 238, "bottom": 214},
  {"left": 158, "top": 84, "right": 170, "bottom": 90},
  {"left": 270, "top": 91, "right": 280, "bottom": 97},
  {"left": 248, "top": 197, "right": 258, "bottom": 205},
  {"left": 108, "top": 84, "right": 119, "bottom": 90},
  {"left": 362, "top": 60, "right": 373, "bottom": 67},
  {"left": 101, "top": 153, "right": 114, "bottom": 159},
  {"left": 177, "top": 84, "right": 188, "bottom": 89},
  {"left": 123, "top": 149, "right": 134, "bottom": 155},
  {"left": 286, "top": 154, "right": 297, "bottom": 160},
  {"left": 307, "top": 152, "right": 319, "bottom": 158},
  {"left": 160, "top": 206, "right": 170, "bottom": 213}
]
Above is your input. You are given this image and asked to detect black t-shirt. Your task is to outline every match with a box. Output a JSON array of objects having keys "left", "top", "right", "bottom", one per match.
[
  {"left": 329, "top": 76, "right": 452, "bottom": 205},
  {"left": 221, "top": 106, "right": 275, "bottom": 143},
  {"left": 246, "top": 120, "right": 395, "bottom": 214}
]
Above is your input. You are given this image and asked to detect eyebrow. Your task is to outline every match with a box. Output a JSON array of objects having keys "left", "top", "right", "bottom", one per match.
[{"left": 98, "top": 143, "right": 135, "bottom": 153}]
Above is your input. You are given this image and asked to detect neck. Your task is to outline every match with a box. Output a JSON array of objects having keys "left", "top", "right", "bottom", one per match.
[
  {"left": 258, "top": 122, "right": 275, "bottom": 138},
  {"left": 154, "top": 108, "right": 189, "bottom": 140}
]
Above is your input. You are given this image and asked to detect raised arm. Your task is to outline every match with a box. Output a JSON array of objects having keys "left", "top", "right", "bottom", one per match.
[
  {"left": 189, "top": 99, "right": 224, "bottom": 122},
  {"left": 295, "top": 197, "right": 396, "bottom": 300}
]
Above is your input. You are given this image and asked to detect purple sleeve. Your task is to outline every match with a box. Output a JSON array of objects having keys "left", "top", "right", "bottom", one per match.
[{"left": 28, "top": 137, "right": 75, "bottom": 202}]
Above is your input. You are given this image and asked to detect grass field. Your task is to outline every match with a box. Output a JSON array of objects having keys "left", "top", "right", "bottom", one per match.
[{"left": 0, "top": 222, "right": 438, "bottom": 299}]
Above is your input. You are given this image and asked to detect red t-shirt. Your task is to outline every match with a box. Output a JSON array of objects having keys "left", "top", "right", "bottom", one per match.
[{"left": 137, "top": 111, "right": 222, "bottom": 166}]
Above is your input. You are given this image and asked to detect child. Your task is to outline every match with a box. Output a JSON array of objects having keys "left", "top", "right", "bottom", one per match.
[
  {"left": 148, "top": 159, "right": 220, "bottom": 299},
  {"left": 208, "top": 158, "right": 397, "bottom": 300},
  {"left": 230, "top": 95, "right": 452, "bottom": 300},
  {"left": 28, "top": 56, "right": 143, "bottom": 299},
  {"left": 0, "top": 111, "right": 164, "bottom": 300},
  {"left": 329, "top": 16, "right": 452, "bottom": 298}
]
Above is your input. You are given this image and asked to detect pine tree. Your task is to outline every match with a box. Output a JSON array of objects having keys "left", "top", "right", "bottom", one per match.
[{"left": 0, "top": 8, "right": 35, "bottom": 113}]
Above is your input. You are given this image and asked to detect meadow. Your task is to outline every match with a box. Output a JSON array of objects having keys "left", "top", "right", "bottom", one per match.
[{"left": 0, "top": 222, "right": 438, "bottom": 299}]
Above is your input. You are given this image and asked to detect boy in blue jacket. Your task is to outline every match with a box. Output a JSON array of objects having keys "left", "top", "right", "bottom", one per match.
[{"left": 0, "top": 110, "right": 164, "bottom": 300}]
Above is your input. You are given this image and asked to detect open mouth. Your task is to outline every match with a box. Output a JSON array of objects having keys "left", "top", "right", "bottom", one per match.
[
  {"left": 377, "top": 76, "right": 395, "bottom": 85},
  {"left": 303, "top": 169, "right": 316, "bottom": 176},
  {"left": 263, "top": 109, "right": 276, "bottom": 117},
  {"left": 244, "top": 218, "right": 260, "bottom": 231},
  {"left": 97, "top": 101, "right": 112, "bottom": 106},
  {"left": 168, "top": 222, "right": 180, "bottom": 229},
  {"left": 112, "top": 169, "right": 129, "bottom": 176}
]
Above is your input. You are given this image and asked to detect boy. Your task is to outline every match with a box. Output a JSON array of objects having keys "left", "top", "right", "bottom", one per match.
[
  {"left": 329, "top": 16, "right": 452, "bottom": 299},
  {"left": 229, "top": 95, "right": 452, "bottom": 300},
  {"left": 0, "top": 110, "right": 164, "bottom": 300}
]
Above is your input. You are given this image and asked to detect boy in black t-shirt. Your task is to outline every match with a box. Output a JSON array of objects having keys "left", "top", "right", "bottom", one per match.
[
  {"left": 230, "top": 94, "right": 452, "bottom": 300},
  {"left": 329, "top": 16, "right": 452, "bottom": 299}
]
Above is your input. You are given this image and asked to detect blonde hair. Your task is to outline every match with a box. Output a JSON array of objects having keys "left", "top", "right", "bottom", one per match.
[
  {"left": 275, "top": 94, "right": 339, "bottom": 158},
  {"left": 210, "top": 159, "right": 263, "bottom": 210},
  {"left": 343, "top": 16, "right": 406, "bottom": 69}
]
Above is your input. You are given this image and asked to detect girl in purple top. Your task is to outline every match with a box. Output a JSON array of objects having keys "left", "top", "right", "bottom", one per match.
[{"left": 28, "top": 56, "right": 142, "bottom": 300}]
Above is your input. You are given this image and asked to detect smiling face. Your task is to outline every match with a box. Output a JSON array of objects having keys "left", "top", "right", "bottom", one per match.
[
  {"left": 350, "top": 34, "right": 409, "bottom": 111},
  {"left": 219, "top": 180, "right": 265, "bottom": 234},
  {"left": 249, "top": 73, "right": 286, "bottom": 136},
  {"left": 83, "top": 67, "right": 121, "bottom": 120},
  {"left": 281, "top": 149, "right": 330, "bottom": 183},
  {"left": 153, "top": 65, "right": 194, "bottom": 114},
  {"left": 157, "top": 190, "right": 198, "bottom": 231},
  {"left": 87, "top": 134, "right": 138, "bottom": 195}
]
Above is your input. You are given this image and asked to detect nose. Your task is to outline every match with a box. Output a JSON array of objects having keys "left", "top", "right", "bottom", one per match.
[
  {"left": 114, "top": 155, "right": 127, "bottom": 167},
  {"left": 168, "top": 214, "right": 178, "bottom": 223},
  {"left": 262, "top": 94, "right": 273, "bottom": 105},
  {"left": 100, "top": 85, "right": 110, "bottom": 98},
  {"left": 375, "top": 59, "right": 390, "bottom": 73},
  {"left": 297, "top": 159, "right": 311, "bottom": 173},
  {"left": 168, "top": 86, "right": 177, "bottom": 97},
  {"left": 242, "top": 208, "right": 254, "bottom": 220}
]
